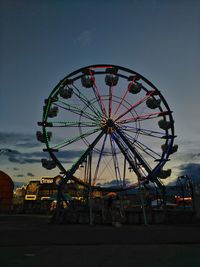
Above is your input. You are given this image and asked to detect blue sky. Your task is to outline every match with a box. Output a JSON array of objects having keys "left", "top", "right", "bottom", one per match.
[{"left": 0, "top": 0, "right": 200, "bottom": 185}]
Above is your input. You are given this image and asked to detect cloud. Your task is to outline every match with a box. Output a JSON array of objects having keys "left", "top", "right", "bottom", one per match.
[
  {"left": 0, "top": 132, "right": 41, "bottom": 149},
  {"left": 1, "top": 145, "right": 83, "bottom": 165},
  {"left": 97, "top": 179, "right": 132, "bottom": 188},
  {"left": 0, "top": 148, "right": 20, "bottom": 155},
  {"left": 14, "top": 174, "right": 24, "bottom": 177},
  {"left": 177, "top": 163, "right": 200, "bottom": 183},
  {"left": 8, "top": 156, "right": 42, "bottom": 164},
  {"left": 56, "top": 150, "right": 83, "bottom": 159},
  {"left": 76, "top": 30, "right": 92, "bottom": 46},
  {"left": 29, "top": 150, "right": 82, "bottom": 159},
  {"left": 27, "top": 172, "right": 35, "bottom": 177},
  {"left": 0, "top": 132, "right": 123, "bottom": 170},
  {"left": 177, "top": 152, "right": 200, "bottom": 162}
]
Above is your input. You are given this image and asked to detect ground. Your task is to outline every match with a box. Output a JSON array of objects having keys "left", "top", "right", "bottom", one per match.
[{"left": 0, "top": 214, "right": 200, "bottom": 267}]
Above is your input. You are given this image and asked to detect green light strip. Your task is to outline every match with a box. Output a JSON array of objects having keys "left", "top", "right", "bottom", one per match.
[
  {"left": 43, "top": 100, "right": 51, "bottom": 121},
  {"left": 50, "top": 121, "right": 100, "bottom": 127},
  {"left": 50, "top": 127, "right": 101, "bottom": 149}
]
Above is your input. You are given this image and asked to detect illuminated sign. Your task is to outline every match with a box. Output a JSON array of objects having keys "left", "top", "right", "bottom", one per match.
[
  {"left": 41, "top": 177, "right": 54, "bottom": 184},
  {"left": 25, "top": 195, "right": 37, "bottom": 200},
  {"left": 41, "top": 196, "right": 50, "bottom": 200}
]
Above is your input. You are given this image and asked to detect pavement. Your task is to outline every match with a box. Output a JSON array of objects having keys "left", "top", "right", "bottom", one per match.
[{"left": 0, "top": 214, "right": 200, "bottom": 267}]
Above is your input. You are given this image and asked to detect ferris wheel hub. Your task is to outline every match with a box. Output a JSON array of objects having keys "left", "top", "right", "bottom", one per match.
[
  {"left": 100, "top": 117, "right": 116, "bottom": 134},
  {"left": 106, "top": 118, "right": 114, "bottom": 127}
]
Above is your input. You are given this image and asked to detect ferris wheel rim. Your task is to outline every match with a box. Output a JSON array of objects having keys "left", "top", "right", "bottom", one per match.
[{"left": 39, "top": 64, "right": 176, "bottom": 191}]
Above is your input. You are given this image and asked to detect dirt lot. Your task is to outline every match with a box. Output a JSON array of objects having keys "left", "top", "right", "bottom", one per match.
[{"left": 0, "top": 214, "right": 200, "bottom": 267}]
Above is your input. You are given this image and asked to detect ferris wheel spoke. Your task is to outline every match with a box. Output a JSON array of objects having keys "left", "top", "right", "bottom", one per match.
[
  {"left": 123, "top": 131, "right": 162, "bottom": 159},
  {"left": 50, "top": 127, "right": 101, "bottom": 150},
  {"left": 113, "top": 79, "right": 135, "bottom": 116},
  {"left": 89, "top": 70, "right": 107, "bottom": 115},
  {"left": 134, "top": 141, "right": 161, "bottom": 159},
  {"left": 121, "top": 125, "right": 164, "bottom": 139},
  {"left": 92, "top": 86, "right": 107, "bottom": 115},
  {"left": 72, "top": 84, "right": 102, "bottom": 118},
  {"left": 93, "top": 133, "right": 108, "bottom": 185},
  {"left": 114, "top": 91, "right": 155, "bottom": 122},
  {"left": 109, "top": 135, "right": 122, "bottom": 183},
  {"left": 118, "top": 110, "right": 169, "bottom": 124},
  {"left": 48, "top": 121, "right": 100, "bottom": 128},
  {"left": 55, "top": 101, "right": 99, "bottom": 121},
  {"left": 112, "top": 133, "right": 142, "bottom": 177},
  {"left": 114, "top": 127, "right": 152, "bottom": 175},
  {"left": 108, "top": 85, "right": 114, "bottom": 117}
]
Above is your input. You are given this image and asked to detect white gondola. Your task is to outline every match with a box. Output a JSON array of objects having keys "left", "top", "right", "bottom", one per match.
[
  {"left": 81, "top": 76, "right": 94, "bottom": 88},
  {"left": 105, "top": 75, "right": 119, "bottom": 86},
  {"left": 41, "top": 158, "right": 56, "bottom": 170},
  {"left": 36, "top": 131, "right": 44, "bottom": 142},
  {"left": 146, "top": 98, "right": 161, "bottom": 109},
  {"left": 48, "top": 106, "right": 58, "bottom": 118},
  {"left": 161, "top": 144, "right": 178, "bottom": 154},
  {"left": 157, "top": 169, "right": 171, "bottom": 179},
  {"left": 44, "top": 97, "right": 58, "bottom": 105},
  {"left": 36, "top": 131, "right": 52, "bottom": 142},
  {"left": 59, "top": 87, "right": 73, "bottom": 99},
  {"left": 128, "top": 75, "right": 140, "bottom": 81},
  {"left": 129, "top": 83, "right": 142, "bottom": 94},
  {"left": 158, "top": 119, "right": 173, "bottom": 130}
]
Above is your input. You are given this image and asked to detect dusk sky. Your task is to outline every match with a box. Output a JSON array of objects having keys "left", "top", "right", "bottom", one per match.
[{"left": 0, "top": 0, "right": 200, "bottom": 186}]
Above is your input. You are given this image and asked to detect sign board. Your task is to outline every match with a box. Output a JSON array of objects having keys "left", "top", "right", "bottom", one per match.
[{"left": 41, "top": 177, "right": 54, "bottom": 184}]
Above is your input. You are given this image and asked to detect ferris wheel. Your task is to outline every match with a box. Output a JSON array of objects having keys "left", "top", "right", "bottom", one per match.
[{"left": 37, "top": 64, "right": 177, "bottom": 191}]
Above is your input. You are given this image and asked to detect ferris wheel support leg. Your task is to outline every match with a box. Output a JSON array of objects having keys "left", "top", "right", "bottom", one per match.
[
  {"left": 145, "top": 174, "right": 167, "bottom": 215},
  {"left": 138, "top": 178, "right": 148, "bottom": 226},
  {"left": 153, "top": 178, "right": 167, "bottom": 211},
  {"left": 53, "top": 130, "right": 106, "bottom": 224},
  {"left": 67, "top": 129, "right": 106, "bottom": 176},
  {"left": 161, "top": 185, "right": 167, "bottom": 211},
  {"left": 112, "top": 133, "right": 148, "bottom": 225}
]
